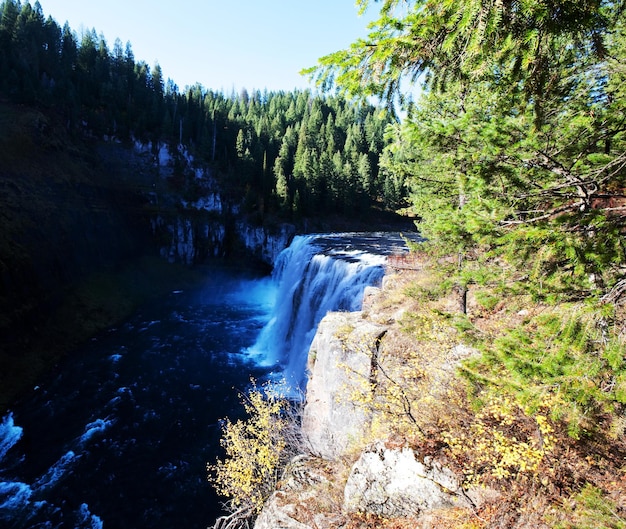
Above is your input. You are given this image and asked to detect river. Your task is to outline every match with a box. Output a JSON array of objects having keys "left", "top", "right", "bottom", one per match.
[{"left": 0, "top": 233, "right": 416, "bottom": 528}]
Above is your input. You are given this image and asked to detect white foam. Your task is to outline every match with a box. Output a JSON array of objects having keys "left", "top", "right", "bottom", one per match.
[
  {"left": 0, "top": 414, "right": 22, "bottom": 463},
  {"left": 34, "top": 450, "right": 78, "bottom": 491},
  {"left": 0, "top": 480, "right": 33, "bottom": 510},
  {"left": 77, "top": 503, "right": 104, "bottom": 529},
  {"left": 79, "top": 419, "right": 114, "bottom": 445}
]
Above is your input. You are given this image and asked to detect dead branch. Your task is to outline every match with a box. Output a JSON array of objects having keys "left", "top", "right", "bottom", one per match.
[
  {"left": 210, "top": 505, "right": 253, "bottom": 529},
  {"left": 600, "top": 279, "right": 626, "bottom": 305}
]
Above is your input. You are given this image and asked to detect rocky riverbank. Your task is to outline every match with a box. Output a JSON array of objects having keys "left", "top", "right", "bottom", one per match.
[
  {"left": 253, "top": 270, "right": 490, "bottom": 528},
  {"left": 252, "top": 263, "right": 626, "bottom": 529}
]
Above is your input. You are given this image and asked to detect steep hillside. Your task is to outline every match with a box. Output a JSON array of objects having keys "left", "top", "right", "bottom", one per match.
[
  {"left": 0, "top": 99, "right": 412, "bottom": 414},
  {"left": 0, "top": 101, "right": 201, "bottom": 411}
]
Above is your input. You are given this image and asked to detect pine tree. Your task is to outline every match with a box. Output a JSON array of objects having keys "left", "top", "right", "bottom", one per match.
[
  {"left": 307, "top": 0, "right": 617, "bottom": 121},
  {"left": 0, "top": 2, "right": 401, "bottom": 219}
]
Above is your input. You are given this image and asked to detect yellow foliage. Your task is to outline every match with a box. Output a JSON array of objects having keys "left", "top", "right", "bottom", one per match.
[
  {"left": 335, "top": 307, "right": 468, "bottom": 444},
  {"left": 443, "top": 393, "right": 557, "bottom": 484},
  {"left": 327, "top": 268, "right": 626, "bottom": 527},
  {"left": 208, "top": 380, "right": 292, "bottom": 513}
]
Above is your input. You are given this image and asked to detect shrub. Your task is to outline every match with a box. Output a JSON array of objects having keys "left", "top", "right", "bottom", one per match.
[
  {"left": 208, "top": 379, "right": 301, "bottom": 526},
  {"left": 442, "top": 393, "right": 557, "bottom": 483},
  {"left": 552, "top": 484, "right": 626, "bottom": 529},
  {"left": 462, "top": 304, "right": 626, "bottom": 439}
]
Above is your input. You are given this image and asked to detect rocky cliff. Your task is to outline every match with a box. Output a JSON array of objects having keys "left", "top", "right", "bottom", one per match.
[
  {"left": 253, "top": 276, "right": 490, "bottom": 529},
  {"left": 105, "top": 138, "right": 295, "bottom": 268},
  {"left": 0, "top": 104, "right": 294, "bottom": 411}
]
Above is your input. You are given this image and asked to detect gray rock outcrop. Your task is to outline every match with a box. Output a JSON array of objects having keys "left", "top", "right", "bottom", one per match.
[
  {"left": 253, "top": 284, "right": 484, "bottom": 529},
  {"left": 236, "top": 221, "right": 295, "bottom": 266},
  {"left": 343, "top": 442, "right": 472, "bottom": 517},
  {"left": 302, "top": 311, "right": 386, "bottom": 459},
  {"left": 253, "top": 455, "right": 337, "bottom": 529}
]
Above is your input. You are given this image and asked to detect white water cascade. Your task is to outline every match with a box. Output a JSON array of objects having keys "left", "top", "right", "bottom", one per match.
[
  {"left": 0, "top": 413, "right": 104, "bottom": 528},
  {"left": 249, "top": 233, "right": 417, "bottom": 392}
]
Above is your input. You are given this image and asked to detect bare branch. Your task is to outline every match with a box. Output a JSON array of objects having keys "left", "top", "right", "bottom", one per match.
[
  {"left": 210, "top": 505, "right": 253, "bottom": 529},
  {"left": 500, "top": 201, "right": 585, "bottom": 225},
  {"left": 601, "top": 279, "right": 626, "bottom": 305}
]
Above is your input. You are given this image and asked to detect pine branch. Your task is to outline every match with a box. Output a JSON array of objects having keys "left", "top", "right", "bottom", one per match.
[{"left": 501, "top": 201, "right": 585, "bottom": 225}]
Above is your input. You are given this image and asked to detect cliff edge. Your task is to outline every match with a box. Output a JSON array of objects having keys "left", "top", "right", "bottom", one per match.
[
  {"left": 253, "top": 263, "right": 626, "bottom": 529},
  {"left": 254, "top": 270, "right": 489, "bottom": 529}
]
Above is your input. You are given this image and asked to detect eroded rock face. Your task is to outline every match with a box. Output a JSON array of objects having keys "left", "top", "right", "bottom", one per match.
[
  {"left": 343, "top": 442, "right": 471, "bottom": 517},
  {"left": 254, "top": 279, "right": 484, "bottom": 528},
  {"left": 253, "top": 455, "right": 337, "bottom": 529},
  {"left": 236, "top": 221, "right": 295, "bottom": 266},
  {"left": 253, "top": 499, "right": 313, "bottom": 529},
  {"left": 302, "top": 312, "right": 386, "bottom": 460}
]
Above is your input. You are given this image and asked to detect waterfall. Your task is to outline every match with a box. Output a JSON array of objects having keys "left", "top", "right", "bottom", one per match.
[{"left": 249, "top": 233, "right": 414, "bottom": 392}]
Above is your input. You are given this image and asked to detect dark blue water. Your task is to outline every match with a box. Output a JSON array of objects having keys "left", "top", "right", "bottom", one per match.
[{"left": 0, "top": 267, "right": 277, "bottom": 529}]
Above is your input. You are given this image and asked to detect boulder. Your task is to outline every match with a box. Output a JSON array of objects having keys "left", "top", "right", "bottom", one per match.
[
  {"left": 253, "top": 498, "right": 313, "bottom": 529},
  {"left": 253, "top": 455, "right": 339, "bottom": 529},
  {"left": 343, "top": 442, "right": 471, "bottom": 517}
]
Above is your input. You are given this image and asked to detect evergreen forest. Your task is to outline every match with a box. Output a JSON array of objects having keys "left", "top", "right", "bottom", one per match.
[
  {"left": 311, "top": 0, "right": 626, "bottom": 304},
  {"left": 0, "top": 0, "right": 402, "bottom": 221}
]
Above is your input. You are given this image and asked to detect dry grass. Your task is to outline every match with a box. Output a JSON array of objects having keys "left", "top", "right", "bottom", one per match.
[{"left": 345, "top": 257, "right": 626, "bottom": 528}]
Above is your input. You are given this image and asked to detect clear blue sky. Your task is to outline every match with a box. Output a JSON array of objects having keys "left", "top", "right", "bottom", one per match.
[{"left": 38, "top": 0, "right": 377, "bottom": 93}]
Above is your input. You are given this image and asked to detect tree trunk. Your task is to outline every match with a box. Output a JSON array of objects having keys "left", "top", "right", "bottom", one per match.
[{"left": 454, "top": 283, "right": 468, "bottom": 315}]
